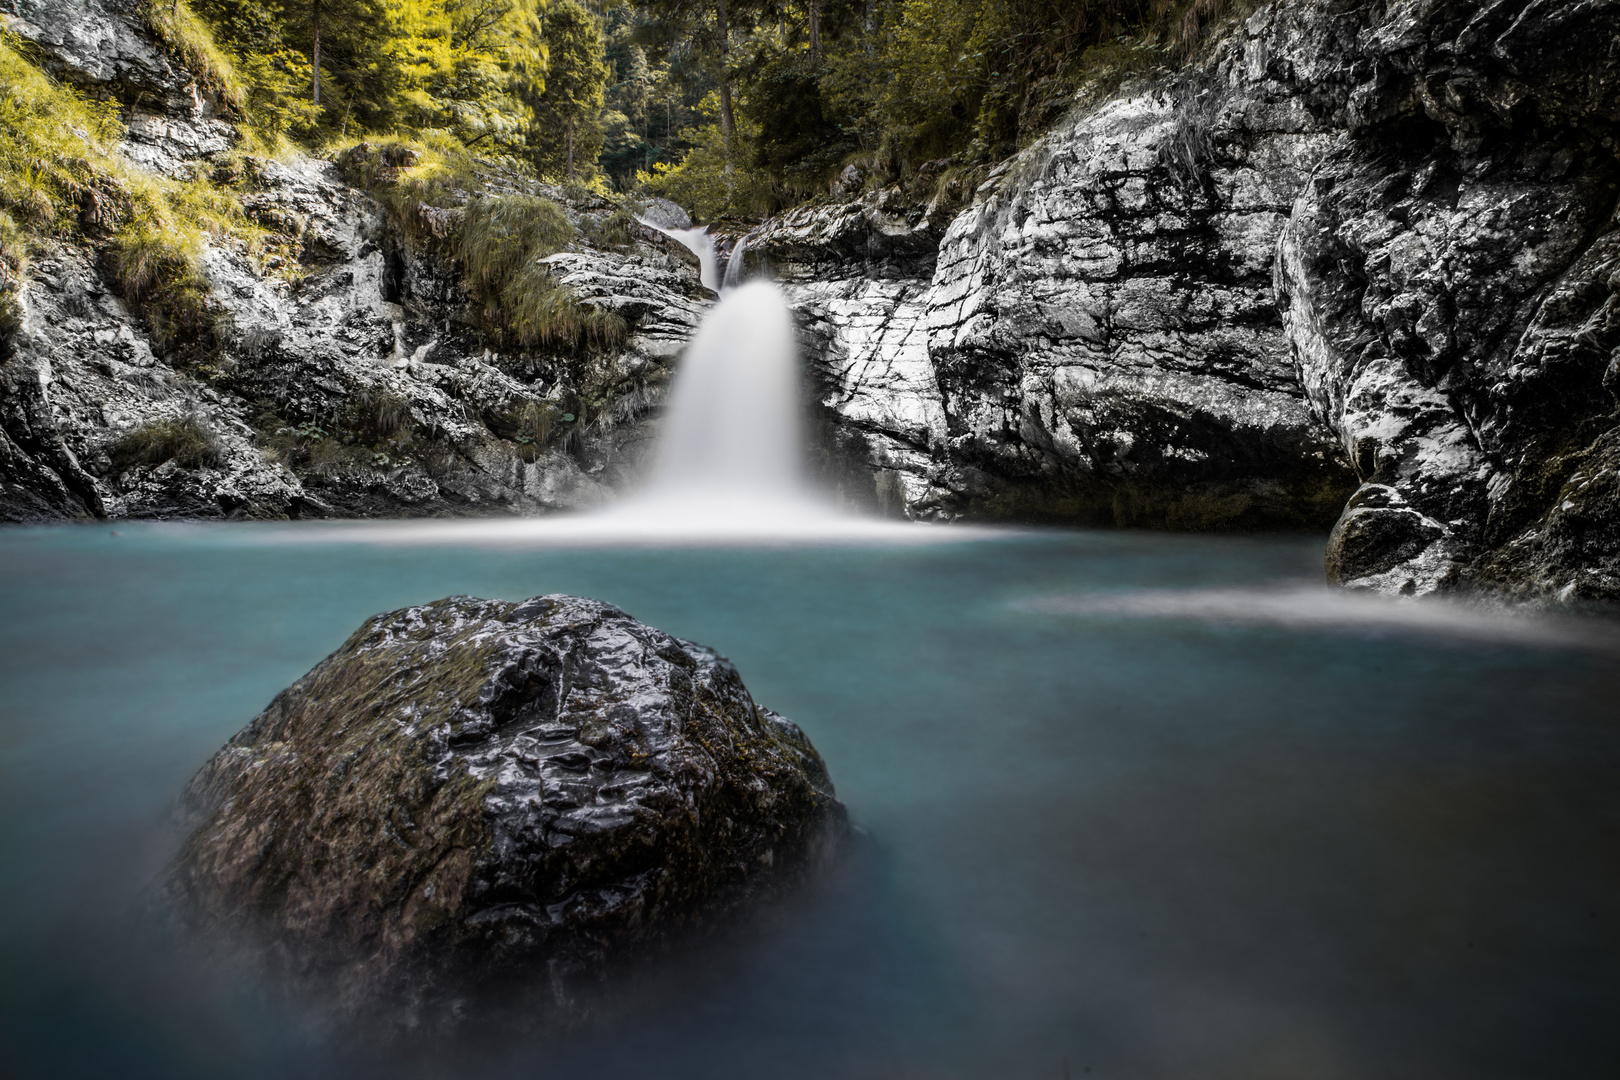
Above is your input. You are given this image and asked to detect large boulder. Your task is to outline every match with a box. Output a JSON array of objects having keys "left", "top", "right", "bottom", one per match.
[{"left": 171, "top": 595, "right": 844, "bottom": 1023}]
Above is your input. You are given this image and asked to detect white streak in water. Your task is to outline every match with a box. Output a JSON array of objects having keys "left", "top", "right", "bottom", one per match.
[{"left": 1019, "top": 584, "right": 1620, "bottom": 654}]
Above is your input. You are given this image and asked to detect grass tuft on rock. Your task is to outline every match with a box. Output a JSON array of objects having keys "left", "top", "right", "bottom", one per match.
[
  {"left": 0, "top": 35, "right": 261, "bottom": 360},
  {"left": 336, "top": 138, "right": 629, "bottom": 354},
  {"left": 137, "top": 0, "right": 245, "bottom": 111},
  {"left": 109, "top": 415, "right": 224, "bottom": 471}
]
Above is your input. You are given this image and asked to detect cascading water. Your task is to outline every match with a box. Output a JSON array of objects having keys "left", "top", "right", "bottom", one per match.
[
  {"left": 602, "top": 219, "right": 836, "bottom": 530},
  {"left": 304, "top": 221, "right": 957, "bottom": 542},
  {"left": 642, "top": 278, "right": 802, "bottom": 503},
  {"left": 722, "top": 237, "right": 749, "bottom": 290},
  {"left": 637, "top": 218, "right": 723, "bottom": 293}
]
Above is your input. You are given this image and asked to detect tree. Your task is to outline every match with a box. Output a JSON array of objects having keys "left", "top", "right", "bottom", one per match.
[
  {"left": 634, "top": 0, "right": 775, "bottom": 188},
  {"left": 529, "top": 0, "right": 609, "bottom": 181},
  {"left": 194, "top": 0, "right": 546, "bottom": 148}
]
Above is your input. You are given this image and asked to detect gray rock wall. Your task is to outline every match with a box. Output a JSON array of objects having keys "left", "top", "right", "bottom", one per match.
[
  {"left": 754, "top": 0, "right": 1620, "bottom": 601},
  {"left": 0, "top": 0, "right": 710, "bottom": 523},
  {"left": 1277, "top": 0, "right": 1620, "bottom": 600},
  {"left": 754, "top": 1, "right": 1369, "bottom": 531}
]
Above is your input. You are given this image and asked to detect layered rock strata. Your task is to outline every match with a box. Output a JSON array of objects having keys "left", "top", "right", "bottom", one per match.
[
  {"left": 1276, "top": 0, "right": 1620, "bottom": 600},
  {"left": 752, "top": 4, "right": 1369, "bottom": 530},
  {"left": 172, "top": 594, "right": 844, "bottom": 1023},
  {"left": 753, "top": 0, "right": 1620, "bottom": 599},
  {"left": 0, "top": 0, "right": 709, "bottom": 523}
]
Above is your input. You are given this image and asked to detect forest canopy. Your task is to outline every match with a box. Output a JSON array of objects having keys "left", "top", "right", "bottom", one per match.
[{"left": 134, "top": 0, "right": 1241, "bottom": 218}]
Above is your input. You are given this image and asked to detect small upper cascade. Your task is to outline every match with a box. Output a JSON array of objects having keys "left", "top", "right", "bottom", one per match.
[
  {"left": 637, "top": 217, "right": 722, "bottom": 293},
  {"left": 722, "top": 237, "right": 749, "bottom": 291}
]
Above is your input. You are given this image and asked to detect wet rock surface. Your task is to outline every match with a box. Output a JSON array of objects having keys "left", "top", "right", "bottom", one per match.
[
  {"left": 0, "top": 0, "right": 708, "bottom": 524},
  {"left": 171, "top": 594, "right": 844, "bottom": 1024},
  {"left": 1277, "top": 0, "right": 1620, "bottom": 600},
  {"left": 750, "top": 0, "right": 1620, "bottom": 600}
]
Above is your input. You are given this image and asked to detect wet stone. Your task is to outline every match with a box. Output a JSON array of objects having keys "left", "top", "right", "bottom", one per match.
[{"left": 170, "top": 594, "right": 845, "bottom": 1029}]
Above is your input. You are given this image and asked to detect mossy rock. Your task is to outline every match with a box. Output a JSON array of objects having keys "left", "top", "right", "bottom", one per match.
[{"left": 171, "top": 595, "right": 845, "bottom": 1027}]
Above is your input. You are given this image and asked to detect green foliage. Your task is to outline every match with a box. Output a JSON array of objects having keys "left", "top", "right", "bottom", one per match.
[
  {"left": 0, "top": 37, "right": 127, "bottom": 235},
  {"left": 528, "top": 0, "right": 609, "bottom": 182},
  {"left": 742, "top": 45, "right": 853, "bottom": 200},
  {"left": 338, "top": 386, "right": 416, "bottom": 446},
  {"left": 625, "top": 0, "right": 1251, "bottom": 219},
  {"left": 636, "top": 98, "right": 773, "bottom": 220},
  {"left": 340, "top": 143, "right": 625, "bottom": 352},
  {"left": 456, "top": 194, "right": 574, "bottom": 298},
  {"left": 138, "top": 0, "right": 247, "bottom": 112},
  {"left": 448, "top": 194, "right": 627, "bottom": 351},
  {"left": 109, "top": 415, "right": 224, "bottom": 471},
  {"left": 580, "top": 205, "right": 635, "bottom": 251},
  {"left": 190, "top": 0, "right": 546, "bottom": 149},
  {"left": 0, "top": 36, "right": 262, "bottom": 359},
  {"left": 256, "top": 387, "right": 432, "bottom": 475}
]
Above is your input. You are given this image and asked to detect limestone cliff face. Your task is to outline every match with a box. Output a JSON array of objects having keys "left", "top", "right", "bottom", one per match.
[
  {"left": 1276, "top": 0, "right": 1620, "bottom": 602},
  {"left": 753, "top": 0, "right": 1620, "bottom": 601},
  {"left": 0, "top": 0, "right": 705, "bottom": 523},
  {"left": 753, "top": 2, "right": 1368, "bottom": 530}
]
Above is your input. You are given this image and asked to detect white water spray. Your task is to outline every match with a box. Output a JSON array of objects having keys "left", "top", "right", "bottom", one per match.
[{"left": 642, "top": 278, "right": 802, "bottom": 502}]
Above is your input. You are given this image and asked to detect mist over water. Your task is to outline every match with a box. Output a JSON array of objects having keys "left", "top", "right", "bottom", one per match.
[{"left": 2, "top": 527, "right": 1619, "bottom": 1079}]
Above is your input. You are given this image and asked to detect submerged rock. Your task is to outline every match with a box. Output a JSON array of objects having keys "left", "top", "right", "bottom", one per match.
[{"left": 171, "top": 595, "right": 844, "bottom": 1024}]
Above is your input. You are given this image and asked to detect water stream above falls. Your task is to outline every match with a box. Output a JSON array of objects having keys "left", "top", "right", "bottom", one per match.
[{"left": 2, "top": 525, "right": 1619, "bottom": 1079}]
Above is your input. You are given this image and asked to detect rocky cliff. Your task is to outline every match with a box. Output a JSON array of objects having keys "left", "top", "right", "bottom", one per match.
[
  {"left": 0, "top": 0, "right": 707, "bottom": 523},
  {"left": 752, "top": 0, "right": 1620, "bottom": 601},
  {"left": 6, "top": 0, "right": 1620, "bottom": 603}
]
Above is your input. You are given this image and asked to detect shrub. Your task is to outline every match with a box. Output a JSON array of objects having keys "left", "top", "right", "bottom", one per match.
[
  {"left": 338, "top": 136, "right": 633, "bottom": 353},
  {"left": 487, "top": 397, "right": 570, "bottom": 460},
  {"left": 337, "top": 386, "right": 416, "bottom": 447},
  {"left": 455, "top": 195, "right": 574, "bottom": 299},
  {"left": 137, "top": 0, "right": 245, "bottom": 112},
  {"left": 109, "top": 416, "right": 224, "bottom": 471},
  {"left": 580, "top": 206, "right": 636, "bottom": 252},
  {"left": 499, "top": 267, "right": 627, "bottom": 351}
]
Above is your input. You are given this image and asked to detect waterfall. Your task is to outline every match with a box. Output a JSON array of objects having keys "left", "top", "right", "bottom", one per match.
[
  {"left": 722, "top": 237, "right": 749, "bottom": 290},
  {"left": 273, "top": 223, "right": 967, "bottom": 541},
  {"left": 637, "top": 218, "right": 722, "bottom": 293},
  {"left": 642, "top": 278, "right": 802, "bottom": 504}
]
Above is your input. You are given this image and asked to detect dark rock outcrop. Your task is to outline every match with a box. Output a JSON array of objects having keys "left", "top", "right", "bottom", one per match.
[
  {"left": 1277, "top": 0, "right": 1620, "bottom": 600},
  {"left": 171, "top": 595, "right": 844, "bottom": 1024}
]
